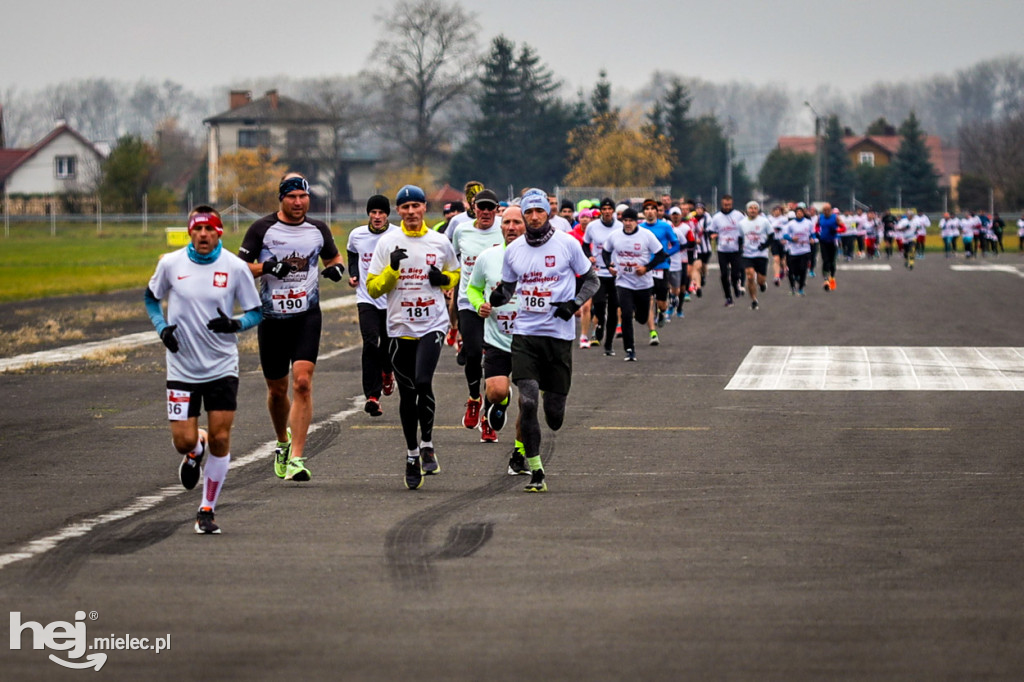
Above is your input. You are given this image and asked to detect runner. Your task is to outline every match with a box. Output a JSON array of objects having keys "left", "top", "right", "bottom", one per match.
[
  {"left": 782, "top": 205, "right": 814, "bottom": 296},
  {"left": 739, "top": 201, "right": 773, "bottom": 310},
  {"left": 639, "top": 198, "right": 680, "bottom": 341},
  {"left": 466, "top": 205, "right": 527, "bottom": 453},
  {"left": 238, "top": 172, "right": 345, "bottom": 483},
  {"left": 666, "top": 207, "right": 695, "bottom": 319},
  {"left": 582, "top": 198, "right": 622, "bottom": 355},
  {"left": 366, "top": 185, "right": 460, "bottom": 490},
  {"left": 451, "top": 188, "right": 504, "bottom": 436},
  {"left": 602, "top": 207, "right": 670, "bottom": 361},
  {"left": 881, "top": 209, "right": 898, "bottom": 259},
  {"left": 897, "top": 212, "right": 917, "bottom": 269},
  {"left": 571, "top": 208, "right": 596, "bottom": 348},
  {"left": 708, "top": 195, "right": 745, "bottom": 307},
  {"left": 939, "top": 212, "right": 959, "bottom": 258},
  {"left": 816, "top": 203, "right": 844, "bottom": 291},
  {"left": 689, "top": 202, "right": 712, "bottom": 298},
  {"left": 769, "top": 205, "right": 788, "bottom": 285},
  {"left": 488, "top": 189, "right": 599, "bottom": 491},
  {"left": 346, "top": 194, "right": 398, "bottom": 416},
  {"left": 1017, "top": 212, "right": 1024, "bottom": 252},
  {"left": 145, "top": 206, "right": 262, "bottom": 534}
]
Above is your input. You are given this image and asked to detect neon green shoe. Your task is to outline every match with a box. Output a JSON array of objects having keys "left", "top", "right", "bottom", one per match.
[
  {"left": 284, "top": 456, "right": 310, "bottom": 482},
  {"left": 273, "top": 427, "right": 292, "bottom": 479}
]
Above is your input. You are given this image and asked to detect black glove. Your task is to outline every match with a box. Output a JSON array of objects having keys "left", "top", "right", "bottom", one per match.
[
  {"left": 206, "top": 307, "right": 241, "bottom": 334},
  {"left": 160, "top": 325, "right": 179, "bottom": 353},
  {"left": 553, "top": 300, "right": 580, "bottom": 321},
  {"left": 428, "top": 265, "right": 449, "bottom": 287},
  {"left": 262, "top": 258, "right": 294, "bottom": 278},
  {"left": 389, "top": 247, "right": 408, "bottom": 270},
  {"left": 321, "top": 264, "right": 344, "bottom": 282}
]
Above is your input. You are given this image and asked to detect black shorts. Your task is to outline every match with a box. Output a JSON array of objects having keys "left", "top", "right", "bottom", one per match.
[
  {"left": 652, "top": 275, "right": 670, "bottom": 301},
  {"left": 258, "top": 307, "right": 322, "bottom": 380},
  {"left": 770, "top": 241, "right": 786, "bottom": 257},
  {"left": 511, "top": 334, "right": 573, "bottom": 395},
  {"left": 742, "top": 256, "right": 769, "bottom": 276},
  {"left": 698, "top": 251, "right": 711, "bottom": 263},
  {"left": 482, "top": 343, "right": 512, "bottom": 379},
  {"left": 167, "top": 376, "right": 239, "bottom": 417}
]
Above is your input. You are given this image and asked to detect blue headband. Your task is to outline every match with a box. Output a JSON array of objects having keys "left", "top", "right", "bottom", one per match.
[{"left": 279, "top": 177, "right": 310, "bottom": 200}]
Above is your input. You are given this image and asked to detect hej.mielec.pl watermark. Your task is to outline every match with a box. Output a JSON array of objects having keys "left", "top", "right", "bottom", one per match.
[{"left": 10, "top": 611, "right": 170, "bottom": 671}]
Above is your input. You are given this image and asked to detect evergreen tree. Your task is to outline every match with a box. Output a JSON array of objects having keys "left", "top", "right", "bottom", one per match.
[
  {"left": 822, "top": 114, "right": 855, "bottom": 206},
  {"left": 758, "top": 148, "right": 814, "bottom": 201},
  {"left": 890, "top": 111, "right": 940, "bottom": 210}
]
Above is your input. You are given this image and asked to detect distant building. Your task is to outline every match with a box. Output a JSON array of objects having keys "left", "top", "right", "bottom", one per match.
[
  {"left": 0, "top": 122, "right": 105, "bottom": 212},
  {"left": 203, "top": 89, "right": 381, "bottom": 207},
  {"left": 776, "top": 134, "right": 960, "bottom": 190}
]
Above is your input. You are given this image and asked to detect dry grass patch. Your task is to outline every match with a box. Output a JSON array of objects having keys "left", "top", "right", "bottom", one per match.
[{"left": 0, "top": 319, "right": 86, "bottom": 355}]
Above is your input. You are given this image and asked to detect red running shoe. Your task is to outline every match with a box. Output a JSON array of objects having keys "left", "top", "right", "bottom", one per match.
[
  {"left": 381, "top": 371, "right": 394, "bottom": 396},
  {"left": 445, "top": 326, "right": 458, "bottom": 346},
  {"left": 479, "top": 418, "right": 497, "bottom": 443},
  {"left": 463, "top": 397, "right": 481, "bottom": 429}
]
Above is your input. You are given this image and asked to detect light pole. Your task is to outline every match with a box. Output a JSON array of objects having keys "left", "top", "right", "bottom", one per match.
[{"left": 804, "top": 101, "right": 823, "bottom": 203}]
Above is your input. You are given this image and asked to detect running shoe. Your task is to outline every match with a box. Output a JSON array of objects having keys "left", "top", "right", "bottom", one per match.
[
  {"left": 284, "top": 456, "right": 311, "bottom": 482},
  {"left": 823, "top": 281, "right": 831, "bottom": 292},
  {"left": 828, "top": 277, "right": 836, "bottom": 290},
  {"left": 683, "top": 293, "right": 691, "bottom": 302},
  {"left": 579, "top": 335, "right": 589, "bottom": 349},
  {"left": 774, "top": 277, "right": 781, "bottom": 287},
  {"left": 420, "top": 447, "right": 439, "bottom": 475},
  {"left": 656, "top": 311, "right": 666, "bottom": 328},
  {"left": 615, "top": 325, "right": 622, "bottom": 338},
  {"left": 479, "top": 419, "right": 497, "bottom": 443},
  {"left": 524, "top": 469, "right": 547, "bottom": 493},
  {"left": 604, "top": 349, "right": 616, "bottom": 357},
  {"left": 507, "top": 451, "right": 530, "bottom": 476},
  {"left": 593, "top": 324, "right": 604, "bottom": 343},
  {"left": 463, "top": 397, "right": 482, "bottom": 429},
  {"left": 456, "top": 335, "right": 466, "bottom": 366},
  {"left": 688, "top": 282, "right": 697, "bottom": 294},
  {"left": 381, "top": 371, "right": 395, "bottom": 396},
  {"left": 809, "top": 270, "right": 816, "bottom": 278},
  {"left": 179, "top": 428, "right": 207, "bottom": 491},
  {"left": 487, "top": 393, "right": 510, "bottom": 432},
  {"left": 648, "top": 330, "right": 660, "bottom": 346},
  {"left": 751, "top": 300, "right": 759, "bottom": 310},
  {"left": 798, "top": 288, "right": 805, "bottom": 296},
  {"left": 405, "top": 457, "right": 423, "bottom": 490},
  {"left": 725, "top": 298, "right": 734, "bottom": 307},
  {"left": 194, "top": 507, "right": 220, "bottom": 534},
  {"left": 445, "top": 326, "right": 458, "bottom": 346},
  {"left": 364, "top": 396, "right": 383, "bottom": 417},
  {"left": 624, "top": 349, "right": 638, "bottom": 362},
  {"left": 273, "top": 427, "right": 291, "bottom": 479},
  {"left": 695, "top": 287, "right": 702, "bottom": 298},
  {"left": 589, "top": 338, "right": 601, "bottom": 348},
  {"left": 759, "top": 282, "right": 767, "bottom": 293}
]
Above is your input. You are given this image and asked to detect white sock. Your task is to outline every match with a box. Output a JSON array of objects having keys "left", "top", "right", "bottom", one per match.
[
  {"left": 190, "top": 437, "right": 205, "bottom": 458},
  {"left": 407, "top": 448, "right": 419, "bottom": 461},
  {"left": 419, "top": 441, "right": 433, "bottom": 450},
  {"left": 200, "top": 453, "right": 230, "bottom": 511}
]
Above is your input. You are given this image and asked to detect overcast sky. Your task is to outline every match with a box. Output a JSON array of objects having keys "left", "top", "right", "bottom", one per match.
[{"left": 3, "top": 0, "right": 1022, "bottom": 96}]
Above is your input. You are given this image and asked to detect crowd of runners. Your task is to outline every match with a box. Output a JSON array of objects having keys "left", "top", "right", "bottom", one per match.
[{"left": 145, "top": 174, "right": 1024, "bottom": 532}]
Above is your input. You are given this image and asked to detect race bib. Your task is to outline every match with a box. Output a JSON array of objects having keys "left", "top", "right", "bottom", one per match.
[
  {"left": 271, "top": 287, "right": 308, "bottom": 314},
  {"left": 720, "top": 235, "right": 738, "bottom": 248},
  {"left": 651, "top": 269, "right": 664, "bottom": 280},
  {"left": 495, "top": 311, "right": 515, "bottom": 335},
  {"left": 400, "top": 294, "right": 438, "bottom": 320},
  {"left": 520, "top": 286, "right": 553, "bottom": 312},
  {"left": 167, "top": 389, "right": 191, "bottom": 421}
]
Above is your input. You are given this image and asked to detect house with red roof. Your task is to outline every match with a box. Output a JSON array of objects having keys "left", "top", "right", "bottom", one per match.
[{"left": 0, "top": 122, "right": 105, "bottom": 204}]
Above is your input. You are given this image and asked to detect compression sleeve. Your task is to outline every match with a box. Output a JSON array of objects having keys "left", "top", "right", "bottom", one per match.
[
  {"left": 573, "top": 267, "right": 600, "bottom": 307},
  {"left": 238, "top": 307, "right": 262, "bottom": 332},
  {"left": 645, "top": 249, "right": 669, "bottom": 271},
  {"left": 581, "top": 242, "right": 593, "bottom": 258},
  {"left": 366, "top": 266, "right": 399, "bottom": 298},
  {"left": 466, "top": 282, "right": 486, "bottom": 311},
  {"left": 602, "top": 249, "right": 613, "bottom": 269},
  {"left": 144, "top": 287, "right": 168, "bottom": 334},
  {"left": 489, "top": 280, "right": 516, "bottom": 307},
  {"left": 347, "top": 249, "right": 359, "bottom": 280}
]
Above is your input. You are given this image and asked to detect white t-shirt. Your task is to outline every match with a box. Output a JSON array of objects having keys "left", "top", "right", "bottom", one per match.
[
  {"left": 709, "top": 210, "right": 745, "bottom": 253},
  {"left": 603, "top": 227, "right": 665, "bottom": 291},
  {"left": 740, "top": 215, "right": 772, "bottom": 258},
  {"left": 467, "top": 243, "right": 516, "bottom": 352},
  {"left": 1017, "top": 218, "right": 1024, "bottom": 237},
  {"left": 550, "top": 215, "right": 573, "bottom": 233},
  {"left": 368, "top": 228, "right": 459, "bottom": 339},
  {"left": 444, "top": 211, "right": 473, "bottom": 240},
  {"left": 583, "top": 218, "right": 622, "bottom": 277},
  {"left": 347, "top": 223, "right": 398, "bottom": 309},
  {"left": 669, "top": 225, "right": 691, "bottom": 270},
  {"left": 782, "top": 219, "right": 814, "bottom": 256},
  {"left": 148, "top": 247, "right": 261, "bottom": 383},
  {"left": 452, "top": 219, "right": 504, "bottom": 312},
  {"left": 501, "top": 231, "right": 592, "bottom": 341}
]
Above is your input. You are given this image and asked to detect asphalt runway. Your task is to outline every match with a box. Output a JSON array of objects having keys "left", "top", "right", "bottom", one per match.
[{"left": 2, "top": 252, "right": 1024, "bottom": 680}]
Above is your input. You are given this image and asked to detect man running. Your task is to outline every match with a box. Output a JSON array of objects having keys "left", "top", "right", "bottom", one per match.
[
  {"left": 739, "top": 201, "right": 772, "bottom": 310},
  {"left": 347, "top": 194, "right": 398, "bottom": 416},
  {"left": 708, "top": 195, "right": 745, "bottom": 307},
  {"left": 782, "top": 206, "right": 814, "bottom": 296},
  {"left": 451, "top": 188, "right": 504, "bottom": 435},
  {"left": 639, "top": 198, "right": 680, "bottom": 341},
  {"left": 145, "top": 206, "right": 262, "bottom": 534},
  {"left": 366, "top": 185, "right": 460, "bottom": 490},
  {"left": 602, "top": 207, "right": 669, "bottom": 361},
  {"left": 466, "top": 205, "right": 526, "bottom": 452},
  {"left": 239, "top": 173, "right": 345, "bottom": 483},
  {"left": 816, "top": 203, "right": 843, "bottom": 291},
  {"left": 582, "top": 197, "right": 622, "bottom": 355},
  {"left": 488, "top": 189, "right": 599, "bottom": 492}
]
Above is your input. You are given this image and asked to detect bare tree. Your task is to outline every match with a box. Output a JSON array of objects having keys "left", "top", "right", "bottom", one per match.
[{"left": 362, "top": 0, "right": 480, "bottom": 169}]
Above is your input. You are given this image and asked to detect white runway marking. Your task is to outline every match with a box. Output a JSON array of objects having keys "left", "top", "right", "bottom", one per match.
[
  {"left": 950, "top": 264, "right": 1024, "bottom": 278},
  {"left": 726, "top": 346, "right": 1024, "bottom": 391},
  {"left": 837, "top": 263, "right": 892, "bottom": 271},
  {"left": 0, "top": 398, "right": 365, "bottom": 572},
  {"left": 0, "top": 295, "right": 358, "bottom": 373}
]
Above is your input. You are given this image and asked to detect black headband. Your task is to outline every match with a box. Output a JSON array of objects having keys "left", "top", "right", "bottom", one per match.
[{"left": 279, "top": 177, "right": 310, "bottom": 200}]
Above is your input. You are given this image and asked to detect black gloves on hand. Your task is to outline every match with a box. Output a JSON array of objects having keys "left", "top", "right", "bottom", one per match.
[
  {"left": 321, "top": 264, "right": 344, "bottom": 282},
  {"left": 206, "top": 307, "right": 241, "bottom": 334},
  {"left": 160, "top": 325, "right": 179, "bottom": 353},
  {"left": 553, "top": 300, "right": 580, "bottom": 321},
  {"left": 389, "top": 247, "right": 408, "bottom": 270},
  {"left": 428, "top": 265, "right": 449, "bottom": 287},
  {"left": 263, "top": 259, "right": 294, "bottom": 278}
]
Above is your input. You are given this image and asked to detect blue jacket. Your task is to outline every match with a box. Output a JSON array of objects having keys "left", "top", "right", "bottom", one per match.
[
  {"left": 640, "top": 219, "right": 680, "bottom": 269},
  {"left": 817, "top": 213, "right": 842, "bottom": 241}
]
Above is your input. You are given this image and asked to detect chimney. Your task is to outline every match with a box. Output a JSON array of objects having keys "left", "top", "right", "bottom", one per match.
[
  {"left": 266, "top": 90, "right": 279, "bottom": 111},
  {"left": 229, "top": 90, "right": 252, "bottom": 110}
]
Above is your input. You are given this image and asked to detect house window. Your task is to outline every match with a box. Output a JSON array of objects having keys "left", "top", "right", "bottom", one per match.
[
  {"left": 858, "top": 152, "right": 875, "bottom": 166},
  {"left": 238, "top": 129, "right": 270, "bottom": 148},
  {"left": 287, "top": 129, "right": 319, "bottom": 157},
  {"left": 55, "top": 155, "right": 77, "bottom": 179}
]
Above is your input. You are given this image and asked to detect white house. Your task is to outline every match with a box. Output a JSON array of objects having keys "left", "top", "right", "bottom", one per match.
[{"left": 0, "top": 123, "right": 104, "bottom": 198}]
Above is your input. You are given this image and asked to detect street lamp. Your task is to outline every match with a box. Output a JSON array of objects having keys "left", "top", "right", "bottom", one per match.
[{"left": 804, "top": 101, "right": 823, "bottom": 203}]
